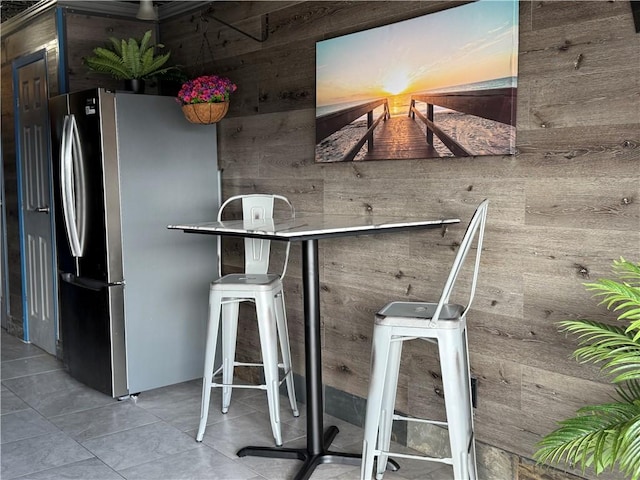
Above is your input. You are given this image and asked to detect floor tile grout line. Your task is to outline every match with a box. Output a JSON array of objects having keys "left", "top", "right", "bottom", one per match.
[{"left": 0, "top": 367, "right": 66, "bottom": 382}]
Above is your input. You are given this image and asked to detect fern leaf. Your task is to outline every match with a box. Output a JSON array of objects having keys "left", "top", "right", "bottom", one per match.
[
  {"left": 84, "top": 48, "right": 130, "bottom": 79},
  {"left": 139, "top": 48, "right": 155, "bottom": 76},
  {"left": 142, "top": 52, "right": 171, "bottom": 78},
  {"left": 108, "top": 36, "right": 123, "bottom": 56},
  {"left": 127, "top": 38, "right": 142, "bottom": 78},
  {"left": 139, "top": 30, "right": 152, "bottom": 53},
  {"left": 88, "top": 47, "right": 124, "bottom": 64}
]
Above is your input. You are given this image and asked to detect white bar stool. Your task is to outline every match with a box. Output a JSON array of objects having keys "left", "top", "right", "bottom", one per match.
[
  {"left": 361, "top": 200, "right": 488, "bottom": 480},
  {"left": 196, "top": 194, "right": 299, "bottom": 446}
]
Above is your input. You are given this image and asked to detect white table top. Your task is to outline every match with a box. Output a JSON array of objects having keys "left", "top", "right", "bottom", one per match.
[{"left": 168, "top": 213, "right": 460, "bottom": 241}]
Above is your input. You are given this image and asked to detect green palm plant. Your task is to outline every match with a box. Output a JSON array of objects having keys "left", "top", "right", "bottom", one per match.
[
  {"left": 534, "top": 258, "right": 640, "bottom": 479},
  {"left": 84, "top": 30, "right": 178, "bottom": 80}
]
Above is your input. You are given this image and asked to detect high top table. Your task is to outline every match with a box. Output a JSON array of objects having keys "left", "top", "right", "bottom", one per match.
[{"left": 169, "top": 213, "right": 460, "bottom": 480}]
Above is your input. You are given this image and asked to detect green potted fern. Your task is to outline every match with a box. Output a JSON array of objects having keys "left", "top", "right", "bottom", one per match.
[
  {"left": 83, "top": 30, "right": 179, "bottom": 93},
  {"left": 534, "top": 258, "right": 640, "bottom": 479}
]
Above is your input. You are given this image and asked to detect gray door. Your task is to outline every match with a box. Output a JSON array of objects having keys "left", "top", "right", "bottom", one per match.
[
  {"left": 16, "top": 57, "right": 57, "bottom": 354},
  {"left": 1, "top": 147, "right": 7, "bottom": 330}
]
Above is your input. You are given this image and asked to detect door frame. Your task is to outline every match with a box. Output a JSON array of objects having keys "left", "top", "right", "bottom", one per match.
[
  {"left": 12, "top": 49, "right": 58, "bottom": 344},
  {"left": 0, "top": 142, "right": 9, "bottom": 330}
]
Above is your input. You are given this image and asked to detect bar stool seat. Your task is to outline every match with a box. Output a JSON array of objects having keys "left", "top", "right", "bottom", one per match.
[
  {"left": 196, "top": 194, "right": 299, "bottom": 446},
  {"left": 361, "top": 200, "right": 488, "bottom": 480}
]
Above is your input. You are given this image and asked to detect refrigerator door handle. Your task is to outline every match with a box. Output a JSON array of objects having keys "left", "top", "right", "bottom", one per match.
[
  {"left": 60, "top": 114, "right": 87, "bottom": 258},
  {"left": 60, "top": 115, "right": 81, "bottom": 257},
  {"left": 70, "top": 114, "right": 88, "bottom": 255},
  {"left": 60, "top": 272, "right": 106, "bottom": 291}
]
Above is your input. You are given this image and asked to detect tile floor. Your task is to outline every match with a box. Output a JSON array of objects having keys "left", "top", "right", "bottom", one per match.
[{"left": 1, "top": 329, "right": 454, "bottom": 479}]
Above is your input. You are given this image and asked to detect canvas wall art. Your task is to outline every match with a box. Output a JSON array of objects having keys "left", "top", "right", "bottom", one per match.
[{"left": 315, "top": 0, "right": 519, "bottom": 163}]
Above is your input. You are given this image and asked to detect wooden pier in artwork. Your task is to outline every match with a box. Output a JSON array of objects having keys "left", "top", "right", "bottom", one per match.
[
  {"left": 315, "top": 87, "right": 516, "bottom": 162},
  {"left": 361, "top": 116, "right": 439, "bottom": 160}
]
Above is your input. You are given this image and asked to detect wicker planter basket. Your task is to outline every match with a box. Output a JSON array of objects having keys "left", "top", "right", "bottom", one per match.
[{"left": 182, "top": 102, "right": 229, "bottom": 124}]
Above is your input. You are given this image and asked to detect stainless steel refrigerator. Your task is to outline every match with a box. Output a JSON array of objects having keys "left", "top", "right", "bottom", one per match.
[{"left": 49, "top": 88, "right": 219, "bottom": 398}]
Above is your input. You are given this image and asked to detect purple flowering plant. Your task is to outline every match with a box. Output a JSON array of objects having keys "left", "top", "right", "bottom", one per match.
[{"left": 177, "top": 75, "right": 237, "bottom": 105}]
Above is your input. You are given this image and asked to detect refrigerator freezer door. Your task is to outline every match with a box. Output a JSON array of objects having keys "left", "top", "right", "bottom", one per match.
[{"left": 59, "top": 273, "right": 127, "bottom": 397}]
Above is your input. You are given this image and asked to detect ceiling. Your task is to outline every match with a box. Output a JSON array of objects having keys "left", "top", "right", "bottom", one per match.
[{"left": 1, "top": 1, "right": 40, "bottom": 22}]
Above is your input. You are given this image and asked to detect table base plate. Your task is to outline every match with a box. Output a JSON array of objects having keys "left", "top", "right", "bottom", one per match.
[{"left": 237, "top": 426, "right": 399, "bottom": 480}]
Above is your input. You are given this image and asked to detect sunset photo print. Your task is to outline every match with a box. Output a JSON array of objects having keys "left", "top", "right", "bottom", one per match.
[{"left": 315, "top": 0, "right": 519, "bottom": 163}]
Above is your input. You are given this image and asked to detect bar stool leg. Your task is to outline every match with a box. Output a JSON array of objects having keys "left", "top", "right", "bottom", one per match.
[
  {"left": 439, "top": 327, "right": 474, "bottom": 479},
  {"left": 462, "top": 327, "right": 478, "bottom": 480},
  {"left": 196, "top": 289, "right": 223, "bottom": 442},
  {"left": 361, "top": 325, "right": 393, "bottom": 480},
  {"left": 375, "top": 337, "right": 403, "bottom": 480},
  {"left": 221, "top": 300, "right": 240, "bottom": 413},
  {"left": 255, "top": 292, "right": 283, "bottom": 446},
  {"left": 274, "top": 290, "right": 299, "bottom": 417}
]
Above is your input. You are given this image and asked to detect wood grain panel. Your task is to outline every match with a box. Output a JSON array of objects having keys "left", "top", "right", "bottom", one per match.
[
  {"left": 2, "top": 14, "right": 56, "bottom": 60},
  {"left": 529, "top": 70, "right": 639, "bottom": 129},
  {"left": 530, "top": 1, "right": 633, "bottom": 31},
  {"left": 323, "top": 177, "right": 523, "bottom": 222},
  {"left": 521, "top": 366, "right": 612, "bottom": 435},
  {"left": 520, "top": 13, "right": 640, "bottom": 78},
  {"left": 161, "top": 10, "right": 264, "bottom": 65},
  {"left": 516, "top": 125, "right": 639, "bottom": 176},
  {"left": 525, "top": 177, "right": 639, "bottom": 231},
  {"left": 471, "top": 353, "right": 523, "bottom": 411},
  {"left": 473, "top": 400, "right": 545, "bottom": 459},
  {"left": 266, "top": 1, "right": 470, "bottom": 45},
  {"left": 221, "top": 177, "right": 324, "bottom": 213},
  {"left": 255, "top": 43, "right": 316, "bottom": 114}
]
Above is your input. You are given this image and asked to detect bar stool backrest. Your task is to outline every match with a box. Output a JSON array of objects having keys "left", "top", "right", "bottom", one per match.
[
  {"left": 216, "top": 194, "right": 295, "bottom": 278},
  {"left": 434, "top": 199, "right": 488, "bottom": 322}
]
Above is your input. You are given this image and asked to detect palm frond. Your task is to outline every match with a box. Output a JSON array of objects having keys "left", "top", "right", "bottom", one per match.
[
  {"left": 586, "top": 279, "right": 640, "bottom": 318},
  {"left": 616, "top": 380, "right": 640, "bottom": 403},
  {"left": 613, "top": 258, "right": 640, "bottom": 284},
  {"left": 559, "top": 320, "right": 640, "bottom": 382},
  {"left": 620, "top": 416, "right": 640, "bottom": 478},
  {"left": 534, "top": 401, "right": 640, "bottom": 477}
]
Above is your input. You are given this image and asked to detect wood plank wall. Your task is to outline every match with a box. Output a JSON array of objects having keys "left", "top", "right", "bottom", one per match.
[{"left": 160, "top": 0, "right": 640, "bottom": 473}]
